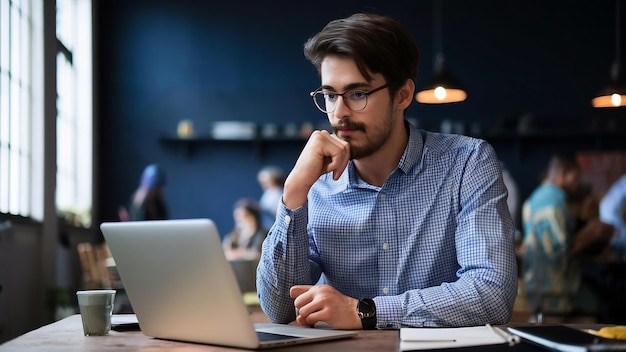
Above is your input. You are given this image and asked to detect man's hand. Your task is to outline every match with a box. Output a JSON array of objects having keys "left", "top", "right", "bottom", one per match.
[
  {"left": 290, "top": 284, "right": 361, "bottom": 330},
  {"left": 282, "top": 131, "right": 350, "bottom": 209}
]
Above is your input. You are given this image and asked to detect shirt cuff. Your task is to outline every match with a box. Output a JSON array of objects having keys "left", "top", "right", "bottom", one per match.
[
  {"left": 275, "top": 200, "right": 308, "bottom": 236},
  {"left": 373, "top": 295, "right": 406, "bottom": 329}
]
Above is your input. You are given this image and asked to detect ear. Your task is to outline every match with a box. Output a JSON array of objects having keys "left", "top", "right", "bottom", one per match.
[{"left": 395, "top": 79, "right": 415, "bottom": 110}]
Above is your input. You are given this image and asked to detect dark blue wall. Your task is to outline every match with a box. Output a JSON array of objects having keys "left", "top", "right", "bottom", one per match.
[{"left": 95, "top": 0, "right": 626, "bottom": 235}]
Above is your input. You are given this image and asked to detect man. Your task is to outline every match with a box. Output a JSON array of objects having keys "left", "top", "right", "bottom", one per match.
[
  {"left": 522, "top": 155, "right": 614, "bottom": 318},
  {"left": 257, "top": 166, "right": 285, "bottom": 229},
  {"left": 118, "top": 164, "right": 168, "bottom": 222},
  {"left": 256, "top": 13, "right": 518, "bottom": 329}
]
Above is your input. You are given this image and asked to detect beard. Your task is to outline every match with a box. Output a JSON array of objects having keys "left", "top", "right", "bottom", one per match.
[{"left": 331, "top": 107, "right": 394, "bottom": 160}]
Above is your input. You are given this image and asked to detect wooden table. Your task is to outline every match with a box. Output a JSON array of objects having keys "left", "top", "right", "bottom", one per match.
[
  {"left": 2, "top": 307, "right": 602, "bottom": 352},
  {"left": 0, "top": 313, "right": 399, "bottom": 351}
]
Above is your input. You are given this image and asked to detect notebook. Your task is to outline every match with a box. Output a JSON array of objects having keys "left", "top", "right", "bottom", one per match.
[
  {"left": 507, "top": 325, "right": 626, "bottom": 352},
  {"left": 399, "top": 325, "right": 512, "bottom": 351},
  {"left": 100, "top": 219, "right": 357, "bottom": 349}
]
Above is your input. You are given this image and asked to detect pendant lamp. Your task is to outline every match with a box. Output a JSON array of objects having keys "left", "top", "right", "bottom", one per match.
[
  {"left": 416, "top": 0, "right": 467, "bottom": 104},
  {"left": 592, "top": 0, "right": 626, "bottom": 108}
]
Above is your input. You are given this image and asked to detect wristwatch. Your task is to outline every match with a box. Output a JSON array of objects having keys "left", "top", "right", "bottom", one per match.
[{"left": 357, "top": 298, "right": 377, "bottom": 330}]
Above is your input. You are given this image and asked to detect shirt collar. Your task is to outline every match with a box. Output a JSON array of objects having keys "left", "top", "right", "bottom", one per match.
[
  {"left": 398, "top": 121, "right": 423, "bottom": 174},
  {"left": 346, "top": 120, "right": 423, "bottom": 187}
]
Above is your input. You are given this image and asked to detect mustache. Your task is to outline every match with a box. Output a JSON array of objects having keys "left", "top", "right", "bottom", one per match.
[{"left": 331, "top": 121, "right": 366, "bottom": 132}]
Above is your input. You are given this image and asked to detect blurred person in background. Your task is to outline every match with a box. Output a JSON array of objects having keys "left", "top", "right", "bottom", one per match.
[
  {"left": 257, "top": 166, "right": 285, "bottom": 229},
  {"left": 501, "top": 161, "right": 520, "bottom": 228},
  {"left": 118, "top": 164, "right": 168, "bottom": 221},
  {"left": 600, "top": 174, "right": 626, "bottom": 259},
  {"left": 223, "top": 198, "right": 268, "bottom": 260},
  {"left": 521, "top": 154, "right": 614, "bottom": 319}
]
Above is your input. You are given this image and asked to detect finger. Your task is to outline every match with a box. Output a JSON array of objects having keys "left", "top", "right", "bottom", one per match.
[
  {"left": 328, "top": 158, "right": 350, "bottom": 181},
  {"left": 291, "top": 286, "right": 314, "bottom": 316},
  {"left": 289, "top": 285, "right": 313, "bottom": 299},
  {"left": 300, "top": 303, "right": 328, "bottom": 326},
  {"left": 323, "top": 144, "right": 349, "bottom": 173},
  {"left": 289, "top": 319, "right": 311, "bottom": 327},
  {"left": 295, "top": 299, "right": 321, "bottom": 327},
  {"left": 324, "top": 136, "right": 350, "bottom": 180},
  {"left": 296, "top": 314, "right": 311, "bottom": 326}
]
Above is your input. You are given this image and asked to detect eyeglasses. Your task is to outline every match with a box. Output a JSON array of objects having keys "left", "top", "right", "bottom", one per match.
[{"left": 309, "top": 83, "right": 391, "bottom": 113}]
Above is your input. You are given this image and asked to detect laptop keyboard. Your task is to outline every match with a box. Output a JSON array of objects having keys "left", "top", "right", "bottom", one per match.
[{"left": 257, "top": 331, "right": 301, "bottom": 342}]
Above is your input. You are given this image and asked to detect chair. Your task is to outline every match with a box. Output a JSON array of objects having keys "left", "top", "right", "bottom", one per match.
[
  {"left": 77, "top": 242, "right": 115, "bottom": 290},
  {"left": 77, "top": 242, "right": 133, "bottom": 313},
  {"left": 229, "top": 258, "right": 259, "bottom": 294}
]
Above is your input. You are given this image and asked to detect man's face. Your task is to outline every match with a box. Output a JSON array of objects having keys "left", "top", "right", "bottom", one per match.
[{"left": 319, "top": 55, "right": 396, "bottom": 160}]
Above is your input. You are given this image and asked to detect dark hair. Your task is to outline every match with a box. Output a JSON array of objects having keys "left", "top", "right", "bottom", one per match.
[
  {"left": 303, "top": 13, "right": 420, "bottom": 95},
  {"left": 258, "top": 166, "right": 285, "bottom": 187},
  {"left": 548, "top": 153, "right": 579, "bottom": 173},
  {"left": 234, "top": 198, "right": 263, "bottom": 227}
]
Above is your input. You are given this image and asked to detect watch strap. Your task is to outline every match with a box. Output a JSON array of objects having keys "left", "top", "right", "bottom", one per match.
[{"left": 361, "top": 316, "right": 377, "bottom": 330}]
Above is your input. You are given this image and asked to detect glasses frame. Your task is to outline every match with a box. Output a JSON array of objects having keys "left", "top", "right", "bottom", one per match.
[{"left": 309, "top": 83, "right": 391, "bottom": 113}]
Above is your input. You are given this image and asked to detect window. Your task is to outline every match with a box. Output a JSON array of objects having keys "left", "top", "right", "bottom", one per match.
[
  {"left": 56, "top": 0, "right": 93, "bottom": 227},
  {"left": 0, "top": 0, "right": 92, "bottom": 226},
  {"left": 0, "top": 0, "right": 41, "bottom": 219}
]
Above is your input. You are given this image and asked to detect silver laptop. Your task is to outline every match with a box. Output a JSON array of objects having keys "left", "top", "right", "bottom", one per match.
[{"left": 100, "top": 219, "right": 357, "bottom": 349}]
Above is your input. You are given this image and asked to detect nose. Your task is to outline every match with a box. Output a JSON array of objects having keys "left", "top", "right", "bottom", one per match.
[{"left": 331, "top": 95, "right": 351, "bottom": 118}]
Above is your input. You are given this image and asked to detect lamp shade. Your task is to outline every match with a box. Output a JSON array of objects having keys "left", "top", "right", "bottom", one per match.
[
  {"left": 592, "top": 64, "right": 626, "bottom": 108},
  {"left": 416, "top": 54, "right": 467, "bottom": 104}
]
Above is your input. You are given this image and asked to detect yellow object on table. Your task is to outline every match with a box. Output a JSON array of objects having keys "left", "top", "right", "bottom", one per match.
[
  {"left": 242, "top": 291, "right": 260, "bottom": 306},
  {"left": 597, "top": 326, "right": 626, "bottom": 340}
]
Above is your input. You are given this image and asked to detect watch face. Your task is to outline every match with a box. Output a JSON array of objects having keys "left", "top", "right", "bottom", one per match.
[
  {"left": 358, "top": 298, "right": 377, "bottom": 329},
  {"left": 358, "top": 298, "right": 376, "bottom": 316}
]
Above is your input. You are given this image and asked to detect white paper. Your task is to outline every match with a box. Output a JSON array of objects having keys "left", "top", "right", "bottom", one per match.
[
  {"left": 400, "top": 325, "right": 508, "bottom": 351},
  {"left": 111, "top": 314, "right": 139, "bottom": 325}
]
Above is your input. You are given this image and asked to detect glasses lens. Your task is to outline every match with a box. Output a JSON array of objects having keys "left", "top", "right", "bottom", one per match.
[
  {"left": 311, "top": 89, "right": 373, "bottom": 113},
  {"left": 347, "top": 91, "right": 368, "bottom": 111},
  {"left": 313, "top": 92, "right": 333, "bottom": 113}
]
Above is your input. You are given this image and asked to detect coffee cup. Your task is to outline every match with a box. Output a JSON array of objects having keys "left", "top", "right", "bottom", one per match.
[{"left": 76, "top": 290, "right": 116, "bottom": 336}]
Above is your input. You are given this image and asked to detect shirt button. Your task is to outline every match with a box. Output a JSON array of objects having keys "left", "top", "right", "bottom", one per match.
[
  {"left": 379, "top": 194, "right": 386, "bottom": 201},
  {"left": 382, "top": 243, "right": 389, "bottom": 250},
  {"left": 284, "top": 215, "right": 291, "bottom": 225},
  {"left": 383, "top": 287, "right": 389, "bottom": 294}
]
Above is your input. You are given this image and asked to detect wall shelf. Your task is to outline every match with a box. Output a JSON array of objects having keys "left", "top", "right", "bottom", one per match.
[
  {"left": 159, "top": 134, "right": 307, "bottom": 157},
  {"left": 160, "top": 130, "right": 626, "bottom": 159}
]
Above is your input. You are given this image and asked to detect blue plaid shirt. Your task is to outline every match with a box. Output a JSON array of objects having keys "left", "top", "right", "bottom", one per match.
[{"left": 257, "top": 124, "right": 518, "bottom": 328}]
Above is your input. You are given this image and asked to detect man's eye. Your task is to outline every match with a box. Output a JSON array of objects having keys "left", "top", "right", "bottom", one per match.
[
  {"left": 349, "top": 91, "right": 367, "bottom": 100},
  {"left": 324, "top": 93, "right": 337, "bottom": 100}
]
